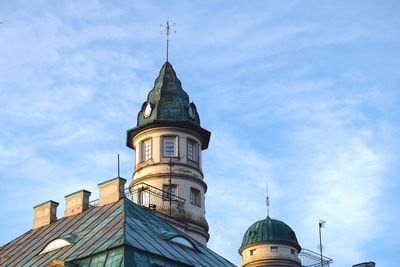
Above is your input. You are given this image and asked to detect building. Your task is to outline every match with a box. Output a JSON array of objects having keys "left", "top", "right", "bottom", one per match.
[
  {"left": 0, "top": 61, "right": 234, "bottom": 267},
  {"left": 1, "top": 60, "right": 337, "bottom": 267}
]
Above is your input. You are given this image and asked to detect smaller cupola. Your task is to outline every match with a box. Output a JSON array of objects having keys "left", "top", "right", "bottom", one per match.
[{"left": 239, "top": 216, "right": 302, "bottom": 267}]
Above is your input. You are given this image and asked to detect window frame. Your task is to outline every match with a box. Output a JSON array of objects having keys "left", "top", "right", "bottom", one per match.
[
  {"left": 162, "top": 136, "right": 178, "bottom": 158},
  {"left": 270, "top": 246, "right": 278, "bottom": 253},
  {"left": 162, "top": 184, "right": 178, "bottom": 201},
  {"left": 140, "top": 138, "right": 152, "bottom": 162},
  {"left": 250, "top": 249, "right": 256, "bottom": 256},
  {"left": 190, "top": 187, "right": 201, "bottom": 207},
  {"left": 186, "top": 138, "right": 199, "bottom": 162}
]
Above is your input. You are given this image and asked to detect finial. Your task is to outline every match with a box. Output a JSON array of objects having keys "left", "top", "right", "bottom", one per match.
[
  {"left": 160, "top": 18, "right": 176, "bottom": 62},
  {"left": 266, "top": 182, "right": 270, "bottom": 217}
]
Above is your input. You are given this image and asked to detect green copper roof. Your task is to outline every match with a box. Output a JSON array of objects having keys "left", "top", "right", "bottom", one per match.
[
  {"left": 239, "top": 216, "right": 301, "bottom": 253},
  {"left": 1, "top": 197, "right": 235, "bottom": 267},
  {"left": 127, "top": 62, "right": 211, "bottom": 150},
  {"left": 137, "top": 61, "right": 200, "bottom": 127}
]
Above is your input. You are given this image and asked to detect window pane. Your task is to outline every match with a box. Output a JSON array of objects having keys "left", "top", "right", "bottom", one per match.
[
  {"left": 187, "top": 142, "right": 193, "bottom": 161},
  {"left": 190, "top": 188, "right": 200, "bottom": 207},
  {"left": 163, "top": 185, "right": 177, "bottom": 200},
  {"left": 144, "top": 140, "right": 151, "bottom": 160},
  {"left": 271, "top": 246, "right": 278, "bottom": 253},
  {"left": 187, "top": 140, "right": 198, "bottom": 162},
  {"left": 163, "top": 137, "right": 176, "bottom": 157}
]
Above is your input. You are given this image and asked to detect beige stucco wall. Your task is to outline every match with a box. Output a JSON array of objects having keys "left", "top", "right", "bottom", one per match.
[
  {"left": 241, "top": 243, "right": 301, "bottom": 267},
  {"left": 132, "top": 127, "right": 203, "bottom": 171},
  {"left": 129, "top": 127, "right": 209, "bottom": 244}
]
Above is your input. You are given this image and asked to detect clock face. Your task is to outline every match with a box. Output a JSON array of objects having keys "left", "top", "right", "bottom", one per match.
[{"left": 144, "top": 102, "right": 152, "bottom": 118}]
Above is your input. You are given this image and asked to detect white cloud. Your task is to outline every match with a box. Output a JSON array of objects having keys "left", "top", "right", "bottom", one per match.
[{"left": 1, "top": 1, "right": 399, "bottom": 266}]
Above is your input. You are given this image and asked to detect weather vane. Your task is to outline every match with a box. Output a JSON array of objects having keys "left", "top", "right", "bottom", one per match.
[{"left": 160, "top": 18, "right": 176, "bottom": 62}]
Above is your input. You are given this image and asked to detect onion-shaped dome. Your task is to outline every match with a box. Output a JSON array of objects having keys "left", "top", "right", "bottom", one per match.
[
  {"left": 239, "top": 216, "right": 301, "bottom": 253},
  {"left": 137, "top": 61, "right": 201, "bottom": 127},
  {"left": 126, "top": 62, "right": 210, "bottom": 149}
]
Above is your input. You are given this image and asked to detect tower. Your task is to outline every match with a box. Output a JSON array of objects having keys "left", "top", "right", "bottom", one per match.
[{"left": 126, "top": 61, "right": 211, "bottom": 245}]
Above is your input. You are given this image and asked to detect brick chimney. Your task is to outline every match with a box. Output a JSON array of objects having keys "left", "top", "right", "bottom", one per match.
[
  {"left": 98, "top": 177, "right": 126, "bottom": 206},
  {"left": 33, "top": 200, "right": 59, "bottom": 229},
  {"left": 64, "top": 190, "right": 91, "bottom": 217}
]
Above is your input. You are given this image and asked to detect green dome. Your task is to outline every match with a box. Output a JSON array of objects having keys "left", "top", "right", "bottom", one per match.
[
  {"left": 126, "top": 62, "right": 211, "bottom": 150},
  {"left": 239, "top": 217, "right": 301, "bottom": 253}
]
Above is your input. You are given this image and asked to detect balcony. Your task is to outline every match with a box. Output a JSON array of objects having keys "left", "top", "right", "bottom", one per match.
[{"left": 127, "top": 183, "right": 186, "bottom": 220}]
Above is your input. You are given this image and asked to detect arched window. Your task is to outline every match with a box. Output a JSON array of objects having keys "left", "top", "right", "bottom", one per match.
[
  {"left": 160, "top": 231, "right": 197, "bottom": 250},
  {"left": 39, "top": 235, "right": 76, "bottom": 254},
  {"left": 170, "top": 236, "right": 196, "bottom": 249},
  {"left": 39, "top": 238, "right": 71, "bottom": 254}
]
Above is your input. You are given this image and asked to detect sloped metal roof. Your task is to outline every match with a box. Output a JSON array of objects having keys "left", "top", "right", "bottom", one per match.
[{"left": 0, "top": 198, "right": 236, "bottom": 267}]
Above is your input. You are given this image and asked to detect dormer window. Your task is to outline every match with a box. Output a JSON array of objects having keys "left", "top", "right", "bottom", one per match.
[
  {"left": 170, "top": 236, "right": 196, "bottom": 249},
  {"left": 39, "top": 235, "right": 76, "bottom": 254},
  {"left": 160, "top": 231, "right": 197, "bottom": 250}
]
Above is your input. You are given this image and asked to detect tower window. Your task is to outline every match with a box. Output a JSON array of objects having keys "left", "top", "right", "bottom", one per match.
[
  {"left": 291, "top": 249, "right": 296, "bottom": 255},
  {"left": 163, "top": 184, "right": 177, "bottom": 200},
  {"left": 163, "top": 136, "right": 177, "bottom": 157},
  {"left": 271, "top": 246, "right": 278, "bottom": 253},
  {"left": 140, "top": 139, "right": 152, "bottom": 161},
  {"left": 187, "top": 139, "right": 199, "bottom": 162},
  {"left": 190, "top": 188, "right": 201, "bottom": 207},
  {"left": 250, "top": 249, "right": 256, "bottom": 256}
]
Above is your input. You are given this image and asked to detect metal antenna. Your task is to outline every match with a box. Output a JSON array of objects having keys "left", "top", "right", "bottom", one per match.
[
  {"left": 160, "top": 18, "right": 176, "bottom": 62},
  {"left": 266, "top": 182, "right": 270, "bottom": 217},
  {"left": 319, "top": 219, "right": 326, "bottom": 266},
  {"left": 117, "top": 154, "right": 120, "bottom": 178}
]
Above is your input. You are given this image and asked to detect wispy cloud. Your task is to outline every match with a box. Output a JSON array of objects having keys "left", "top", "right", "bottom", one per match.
[{"left": 1, "top": 1, "right": 399, "bottom": 266}]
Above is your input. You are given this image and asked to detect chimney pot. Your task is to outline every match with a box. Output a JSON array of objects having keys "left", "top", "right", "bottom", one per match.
[
  {"left": 33, "top": 200, "right": 59, "bottom": 229},
  {"left": 98, "top": 177, "right": 126, "bottom": 206},
  {"left": 64, "top": 190, "right": 91, "bottom": 217}
]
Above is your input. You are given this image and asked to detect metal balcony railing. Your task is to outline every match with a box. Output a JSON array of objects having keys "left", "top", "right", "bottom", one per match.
[
  {"left": 127, "top": 183, "right": 186, "bottom": 219},
  {"left": 299, "top": 248, "right": 333, "bottom": 267},
  {"left": 88, "top": 183, "right": 186, "bottom": 220}
]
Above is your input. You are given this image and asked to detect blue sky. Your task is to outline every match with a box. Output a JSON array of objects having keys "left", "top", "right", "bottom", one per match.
[{"left": 0, "top": 1, "right": 399, "bottom": 266}]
